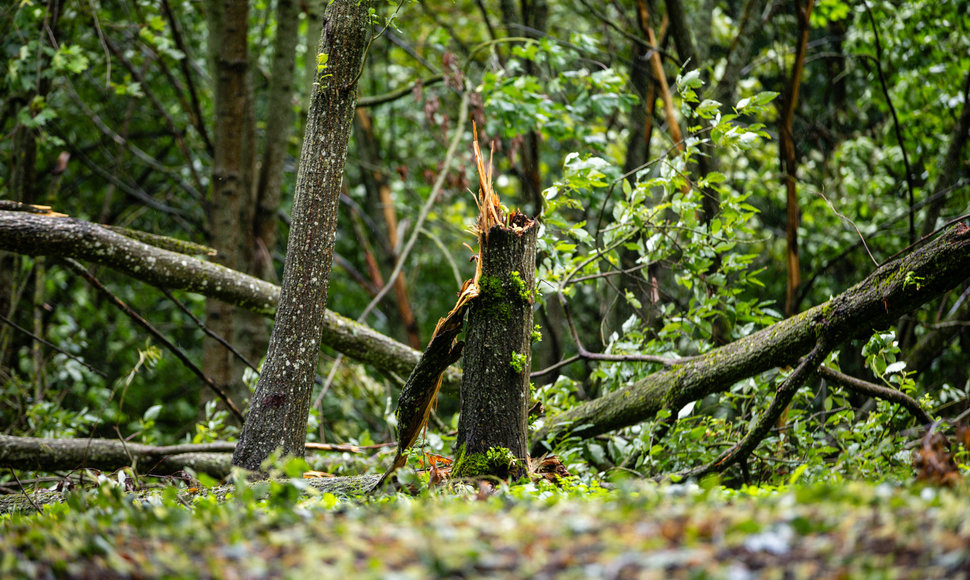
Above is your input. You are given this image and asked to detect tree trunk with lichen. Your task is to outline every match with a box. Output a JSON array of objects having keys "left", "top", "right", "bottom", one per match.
[
  {"left": 231, "top": 0, "right": 370, "bottom": 472},
  {"left": 453, "top": 212, "right": 539, "bottom": 480}
]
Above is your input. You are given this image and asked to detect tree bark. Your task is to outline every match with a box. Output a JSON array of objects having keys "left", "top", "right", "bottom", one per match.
[
  {"left": 0, "top": 211, "right": 462, "bottom": 392},
  {"left": 454, "top": 212, "right": 539, "bottom": 479},
  {"left": 254, "top": 0, "right": 301, "bottom": 284},
  {"left": 0, "top": 435, "right": 390, "bottom": 480},
  {"left": 0, "top": 435, "right": 234, "bottom": 478},
  {"left": 203, "top": 0, "right": 259, "bottom": 412},
  {"left": 232, "top": 0, "right": 371, "bottom": 472},
  {"left": 373, "top": 293, "right": 470, "bottom": 489},
  {"left": 531, "top": 224, "right": 970, "bottom": 455}
]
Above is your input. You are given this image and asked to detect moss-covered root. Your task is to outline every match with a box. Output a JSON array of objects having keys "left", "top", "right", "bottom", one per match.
[{"left": 451, "top": 444, "right": 523, "bottom": 481}]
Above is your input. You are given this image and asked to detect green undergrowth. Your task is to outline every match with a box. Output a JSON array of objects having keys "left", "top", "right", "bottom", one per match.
[{"left": 3, "top": 471, "right": 969, "bottom": 579}]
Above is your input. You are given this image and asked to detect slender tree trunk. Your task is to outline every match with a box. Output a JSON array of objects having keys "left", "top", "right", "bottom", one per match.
[
  {"left": 780, "top": 0, "right": 814, "bottom": 317},
  {"left": 254, "top": 0, "right": 301, "bottom": 284},
  {"left": 231, "top": 0, "right": 305, "bottom": 412},
  {"left": 499, "top": 0, "right": 547, "bottom": 215},
  {"left": 203, "top": 0, "right": 258, "bottom": 413},
  {"left": 454, "top": 213, "right": 539, "bottom": 479},
  {"left": 232, "top": 0, "right": 370, "bottom": 472}
]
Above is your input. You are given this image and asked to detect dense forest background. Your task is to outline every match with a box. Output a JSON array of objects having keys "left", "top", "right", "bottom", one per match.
[{"left": 1, "top": 0, "right": 969, "bottom": 485}]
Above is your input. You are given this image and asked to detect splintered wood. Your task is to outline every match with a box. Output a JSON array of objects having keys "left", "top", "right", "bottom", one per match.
[{"left": 372, "top": 123, "right": 505, "bottom": 491}]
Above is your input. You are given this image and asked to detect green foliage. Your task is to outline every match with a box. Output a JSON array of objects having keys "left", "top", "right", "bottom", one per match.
[
  {"left": 509, "top": 352, "right": 527, "bottom": 373},
  {"left": 2, "top": 0, "right": 968, "bottom": 502},
  {"left": 3, "top": 478, "right": 970, "bottom": 577}
]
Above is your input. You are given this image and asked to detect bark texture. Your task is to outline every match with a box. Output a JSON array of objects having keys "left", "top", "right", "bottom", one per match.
[
  {"left": 0, "top": 436, "right": 387, "bottom": 480},
  {"left": 531, "top": 224, "right": 970, "bottom": 455},
  {"left": 0, "top": 435, "right": 233, "bottom": 477},
  {"left": 374, "top": 296, "right": 470, "bottom": 489},
  {"left": 455, "top": 213, "right": 539, "bottom": 477},
  {"left": 232, "top": 0, "right": 370, "bottom": 471},
  {"left": 203, "top": 0, "right": 259, "bottom": 409},
  {"left": 0, "top": 211, "right": 462, "bottom": 391}
]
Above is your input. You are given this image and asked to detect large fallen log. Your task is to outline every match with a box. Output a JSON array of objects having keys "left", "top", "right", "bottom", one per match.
[
  {"left": 0, "top": 210, "right": 460, "bottom": 390},
  {"left": 0, "top": 435, "right": 392, "bottom": 479},
  {"left": 531, "top": 224, "right": 970, "bottom": 455}
]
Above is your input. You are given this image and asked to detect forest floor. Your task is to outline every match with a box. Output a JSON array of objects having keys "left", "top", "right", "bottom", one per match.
[{"left": 2, "top": 476, "right": 968, "bottom": 579}]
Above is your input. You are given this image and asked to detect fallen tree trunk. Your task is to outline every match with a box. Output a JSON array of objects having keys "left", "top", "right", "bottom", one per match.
[
  {"left": 0, "top": 435, "right": 391, "bottom": 479},
  {"left": 531, "top": 224, "right": 970, "bottom": 455},
  {"left": 0, "top": 210, "right": 460, "bottom": 391},
  {"left": 0, "top": 473, "right": 380, "bottom": 515},
  {"left": 0, "top": 435, "right": 234, "bottom": 477}
]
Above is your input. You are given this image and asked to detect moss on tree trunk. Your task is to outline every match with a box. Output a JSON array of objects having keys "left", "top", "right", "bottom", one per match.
[
  {"left": 453, "top": 212, "right": 539, "bottom": 480},
  {"left": 531, "top": 224, "right": 970, "bottom": 455}
]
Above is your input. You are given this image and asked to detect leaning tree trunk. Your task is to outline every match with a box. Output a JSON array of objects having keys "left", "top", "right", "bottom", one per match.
[
  {"left": 531, "top": 224, "right": 970, "bottom": 456},
  {"left": 232, "top": 0, "right": 370, "bottom": 472},
  {"left": 0, "top": 209, "right": 463, "bottom": 392}
]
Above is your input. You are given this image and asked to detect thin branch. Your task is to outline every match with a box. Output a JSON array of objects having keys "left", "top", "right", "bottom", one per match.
[
  {"left": 678, "top": 340, "right": 830, "bottom": 480},
  {"left": 861, "top": 0, "right": 917, "bottom": 245},
  {"left": 531, "top": 354, "right": 582, "bottom": 378},
  {"left": 567, "top": 262, "right": 652, "bottom": 286},
  {"left": 8, "top": 468, "right": 41, "bottom": 514},
  {"left": 818, "top": 365, "right": 932, "bottom": 425},
  {"left": 61, "top": 258, "right": 244, "bottom": 422},
  {"left": 157, "top": 287, "right": 260, "bottom": 373},
  {"left": 796, "top": 191, "right": 968, "bottom": 309},
  {"left": 62, "top": 80, "right": 204, "bottom": 201},
  {"left": 473, "top": 0, "right": 499, "bottom": 44},
  {"left": 60, "top": 133, "right": 199, "bottom": 227},
  {"left": 558, "top": 290, "right": 689, "bottom": 367},
  {"left": 357, "top": 74, "right": 444, "bottom": 107},
  {"left": 83, "top": 0, "right": 110, "bottom": 88},
  {"left": 0, "top": 312, "right": 106, "bottom": 377},
  {"left": 815, "top": 190, "right": 878, "bottom": 266},
  {"left": 420, "top": 227, "right": 464, "bottom": 289},
  {"left": 345, "top": 0, "right": 406, "bottom": 89},
  {"left": 575, "top": 0, "right": 655, "bottom": 51},
  {"left": 160, "top": 0, "right": 212, "bottom": 154}
]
